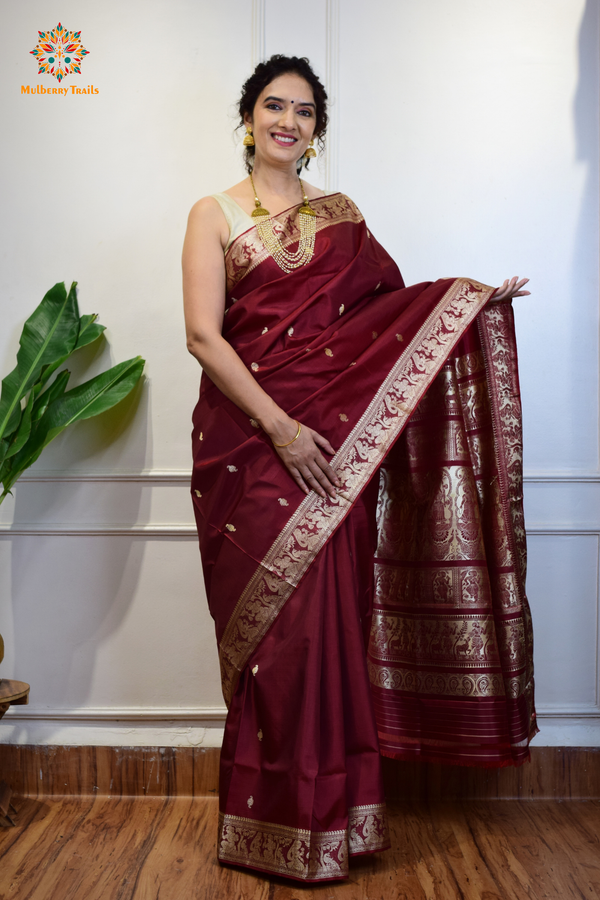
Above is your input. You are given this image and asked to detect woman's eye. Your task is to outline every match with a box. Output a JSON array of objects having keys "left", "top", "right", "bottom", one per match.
[
  {"left": 266, "top": 103, "right": 282, "bottom": 110},
  {"left": 298, "top": 109, "right": 313, "bottom": 117}
]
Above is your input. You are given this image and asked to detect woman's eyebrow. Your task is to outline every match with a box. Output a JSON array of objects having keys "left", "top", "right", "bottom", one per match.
[{"left": 263, "top": 95, "right": 316, "bottom": 109}]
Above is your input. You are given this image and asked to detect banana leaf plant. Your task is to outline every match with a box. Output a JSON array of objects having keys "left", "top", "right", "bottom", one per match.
[{"left": 0, "top": 281, "right": 145, "bottom": 505}]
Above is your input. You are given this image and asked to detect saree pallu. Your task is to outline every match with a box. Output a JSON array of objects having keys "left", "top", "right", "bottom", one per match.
[{"left": 191, "top": 194, "right": 538, "bottom": 882}]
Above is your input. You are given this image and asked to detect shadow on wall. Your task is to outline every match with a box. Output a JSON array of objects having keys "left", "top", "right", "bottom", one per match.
[
  {"left": 5, "top": 376, "right": 150, "bottom": 741},
  {"left": 572, "top": 0, "right": 599, "bottom": 469}
]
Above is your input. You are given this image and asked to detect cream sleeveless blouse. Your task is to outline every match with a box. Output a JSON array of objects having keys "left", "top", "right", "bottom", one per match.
[{"left": 211, "top": 193, "right": 255, "bottom": 252}]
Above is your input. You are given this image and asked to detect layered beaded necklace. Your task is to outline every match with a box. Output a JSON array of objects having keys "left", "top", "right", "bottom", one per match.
[{"left": 249, "top": 172, "right": 317, "bottom": 274}]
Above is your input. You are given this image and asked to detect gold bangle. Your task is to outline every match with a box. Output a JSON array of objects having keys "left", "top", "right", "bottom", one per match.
[{"left": 273, "top": 421, "right": 302, "bottom": 448}]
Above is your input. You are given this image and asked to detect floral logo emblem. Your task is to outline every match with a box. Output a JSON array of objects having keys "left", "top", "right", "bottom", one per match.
[{"left": 30, "top": 23, "right": 89, "bottom": 83}]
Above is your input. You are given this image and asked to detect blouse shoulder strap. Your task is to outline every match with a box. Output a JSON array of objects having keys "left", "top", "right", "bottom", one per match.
[{"left": 210, "top": 193, "right": 254, "bottom": 251}]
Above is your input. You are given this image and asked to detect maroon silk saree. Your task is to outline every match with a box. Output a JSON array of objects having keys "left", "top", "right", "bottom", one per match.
[{"left": 191, "top": 194, "right": 538, "bottom": 882}]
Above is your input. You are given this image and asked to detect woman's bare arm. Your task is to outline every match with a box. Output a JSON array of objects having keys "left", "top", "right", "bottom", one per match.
[{"left": 182, "top": 198, "right": 340, "bottom": 499}]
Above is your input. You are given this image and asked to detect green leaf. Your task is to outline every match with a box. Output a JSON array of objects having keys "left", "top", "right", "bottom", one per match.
[
  {"left": 24, "top": 289, "right": 103, "bottom": 397},
  {"left": 44, "top": 356, "right": 145, "bottom": 428},
  {"left": 3, "top": 357, "right": 145, "bottom": 493},
  {"left": 4, "top": 388, "right": 36, "bottom": 460},
  {"left": 31, "top": 369, "right": 70, "bottom": 424},
  {"left": 0, "top": 282, "right": 79, "bottom": 442},
  {"left": 75, "top": 314, "right": 105, "bottom": 351}
]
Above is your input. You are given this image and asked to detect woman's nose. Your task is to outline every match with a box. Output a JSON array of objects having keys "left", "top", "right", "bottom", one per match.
[{"left": 278, "top": 107, "right": 294, "bottom": 129}]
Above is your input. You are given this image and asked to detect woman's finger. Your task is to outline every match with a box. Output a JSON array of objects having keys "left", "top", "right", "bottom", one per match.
[
  {"left": 312, "top": 467, "right": 338, "bottom": 499},
  {"left": 307, "top": 462, "right": 338, "bottom": 499},
  {"left": 493, "top": 277, "right": 530, "bottom": 303},
  {"left": 312, "top": 430, "right": 336, "bottom": 457},
  {"left": 319, "top": 462, "right": 340, "bottom": 489},
  {"left": 289, "top": 466, "right": 310, "bottom": 495},
  {"left": 312, "top": 446, "right": 340, "bottom": 487},
  {"left": 300, "top": 466, "right": 329, "bottom": 499},
  {"left": 301, "top": 457, "right": 339, "bottom": 498}
]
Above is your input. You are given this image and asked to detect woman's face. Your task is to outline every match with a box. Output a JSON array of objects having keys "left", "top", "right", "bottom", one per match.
[{"left": 244, "top": 73, "right": 316, "bottom": 169}]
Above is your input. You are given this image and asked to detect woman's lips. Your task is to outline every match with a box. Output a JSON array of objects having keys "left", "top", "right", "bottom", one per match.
[{"left": 271, "top": 133, "right": 298, "bottom": 147}]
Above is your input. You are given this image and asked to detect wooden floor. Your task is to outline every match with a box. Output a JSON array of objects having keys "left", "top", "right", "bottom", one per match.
[{"left": 1, "top": 796, "right": 599, "bottom": 899}]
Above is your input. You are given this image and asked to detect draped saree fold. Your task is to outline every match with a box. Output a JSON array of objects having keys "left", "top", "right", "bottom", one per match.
[{"left": 191, "top": 193, "right": 538, "bottom": 882}]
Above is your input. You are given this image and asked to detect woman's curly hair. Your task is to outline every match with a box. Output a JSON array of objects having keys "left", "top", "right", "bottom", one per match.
[{"left": 238, "top": 54, "right": 328, "bottom": 174}]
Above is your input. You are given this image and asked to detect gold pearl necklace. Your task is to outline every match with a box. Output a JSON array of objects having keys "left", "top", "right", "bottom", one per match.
[{"left": 249, "top": 172, "right": 317, "bottom": 274}]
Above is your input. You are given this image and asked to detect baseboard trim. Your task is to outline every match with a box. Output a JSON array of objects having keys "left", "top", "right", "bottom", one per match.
[{"left": 0, "top": 745, "right": 598, "bottom": 800}]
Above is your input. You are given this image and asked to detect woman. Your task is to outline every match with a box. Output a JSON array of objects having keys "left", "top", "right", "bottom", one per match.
[{"left": 183, "top": 55, "right": 537, "bottom": 883}]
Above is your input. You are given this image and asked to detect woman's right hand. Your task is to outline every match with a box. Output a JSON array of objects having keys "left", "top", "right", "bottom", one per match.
[{"left": 271, "top": 420, "right": 340, "bottom": 500}]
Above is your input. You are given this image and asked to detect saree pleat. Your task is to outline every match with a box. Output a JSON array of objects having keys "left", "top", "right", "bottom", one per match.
[
  {"left": 217, "top": 480, "right": 389, "bottom": 881},
  {"left": 191, "top": 193, "right": 537, "bottom": 881}
]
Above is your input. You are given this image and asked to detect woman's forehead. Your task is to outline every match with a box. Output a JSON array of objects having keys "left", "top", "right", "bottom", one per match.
[{"left": 258, "top": 73, "right": 314, "bottom": 104}]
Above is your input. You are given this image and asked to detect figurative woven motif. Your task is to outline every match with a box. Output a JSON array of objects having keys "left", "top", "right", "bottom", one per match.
[
  {"left": 369, "top": 301, "right": 537, "bottom": 764},
  {"left": 218, "top": 804, "right": 389, "bottom": 880}
]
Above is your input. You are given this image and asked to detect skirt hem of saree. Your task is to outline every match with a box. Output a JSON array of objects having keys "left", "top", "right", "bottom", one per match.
[{"left": 217, "top": 844, "right": 392, "bottom": 883}]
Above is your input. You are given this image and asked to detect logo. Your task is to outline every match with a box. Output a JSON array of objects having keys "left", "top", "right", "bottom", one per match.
[{"left": 30, "top": 22, "right": 89, "bottom": 83}]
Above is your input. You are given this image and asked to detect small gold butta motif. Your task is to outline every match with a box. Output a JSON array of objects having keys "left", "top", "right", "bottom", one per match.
[
  {"left": 252, "top": 665, "right": 259, "bottom": 676},
  {"left": 325, "top": 348, "right": 333, "bottom": 357},
  {"left": 257, "top": 729, "right": 263, "bottom": 741},
  {"left": 349, "top": 361, "right": 357, "bottom": 366},
  {"left": 287, "top": 326, "right": 294, "bottom": 337},
  {"left": 249, "top": 418, "right": 259, "bottom": 428},
  {"left": 227, "top": 465, "right": 238, "bottom": 473},
  {"left": 278, "top": 498, "right": 289, "bottom": 506},
  {"left": 247, "top": 796, "right": 254, "bottom": 808},
  {"left": 261, "top": 326, "right": 268, "bottom": 335},
  {"left": 375, "top": 282, "right": 381, "bottom": 290},
  {"left": 339, "top": 413, "right": 348, "bottom": 422},
  {"left": 250, "top": 362, "right": 259, "bottom": 372},
  {"left": 372, "top": 331, "right": 378, "bottom": 340},
  {"left": 199, "top": 432, "right": 203, "bottom": 441},
  {"left": 366, "top": 230, "right": 371, "bottom": 238},
  {"left": 225, "top": 523, "right": 236, "bottom": 532},
  {"left": 339, "top": 304, "right": 345, "bottom": 315},
  {"left": 194, "top": 489, "right": 202, "bottom": 498},
  {"left": 396, "top": 333, "right": 403, "bottom": 342}
]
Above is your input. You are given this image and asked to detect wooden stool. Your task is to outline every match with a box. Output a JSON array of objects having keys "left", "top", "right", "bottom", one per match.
[{"left": 0, "top": 679, "right": 30, "bottom": 826}]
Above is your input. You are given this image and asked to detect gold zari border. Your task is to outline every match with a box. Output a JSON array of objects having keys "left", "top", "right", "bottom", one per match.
[
  {"left": 219, "top": 278, "right": 494, "bottom": 706},
  {"left": 368, "top": 657, "right": 527, "bottom": 698},
  {"left": 218, "top": 804, "right": 389, "bottom": 881},
  {"left": 367, "top": 659, "right": 527, "bottom": 700},
  {"left": 225, "top": 193, "right": 364, "bottom": 293}
]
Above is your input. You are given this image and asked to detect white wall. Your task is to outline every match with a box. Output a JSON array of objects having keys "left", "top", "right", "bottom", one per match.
[{"left": 0, "top": 0, "right": 598, "bottom": 747}]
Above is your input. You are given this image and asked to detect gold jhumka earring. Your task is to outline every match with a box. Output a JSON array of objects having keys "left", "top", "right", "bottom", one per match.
[
  {"left": 304, "top": 139, "right": 316, "bottom": 159},
  {"left": 243, "top": 126, "right": 255, "bottom": 147},
  {"left": 249, "top": 171, "right": 317, "bottom": 273}
]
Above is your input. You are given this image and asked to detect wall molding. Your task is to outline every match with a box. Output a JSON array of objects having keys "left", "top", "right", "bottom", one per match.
[
  {"left": 5, "top": 706, "right": 227, "bottom": 725},
  {"left": 526, "top": 528, "right": 600, "bottom": 535},
  {"left": 325, "top": 0, "right": 340, "bottom": 193},
  {"left": 4, "top": 705, "right": 597, "bottom": 725},
  {"left": 2, "top": 520, "right": 600, "bottom": 539},
  {"left": 13, "top": 470, "right": 600, "bottom": 485},
  {"left": 251, "top": 0, "right": 266, "bottom": 68},
  {"left": 0, "top": 524, "right": 198, "bottom": 537},
  {"left": 19, "top": 470, "right": 191, "bottom": 483}
]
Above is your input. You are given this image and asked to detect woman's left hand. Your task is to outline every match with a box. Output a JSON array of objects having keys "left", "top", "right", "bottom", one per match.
[{"left": 492, "top": 276, "right": 530, "bottom": 303}]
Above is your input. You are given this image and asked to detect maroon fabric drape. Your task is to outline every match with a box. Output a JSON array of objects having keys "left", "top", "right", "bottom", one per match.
[
  {"left": 191, "top": 194, "right": 537, "bottom": 881},
  {"left": 370, "top": 308, "right": 537, "bottom": 768}
]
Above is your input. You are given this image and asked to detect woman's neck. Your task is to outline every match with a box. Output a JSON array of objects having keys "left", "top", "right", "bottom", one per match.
[{"left": 250, "top": 159, "right": 302, "bottom": 199}]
